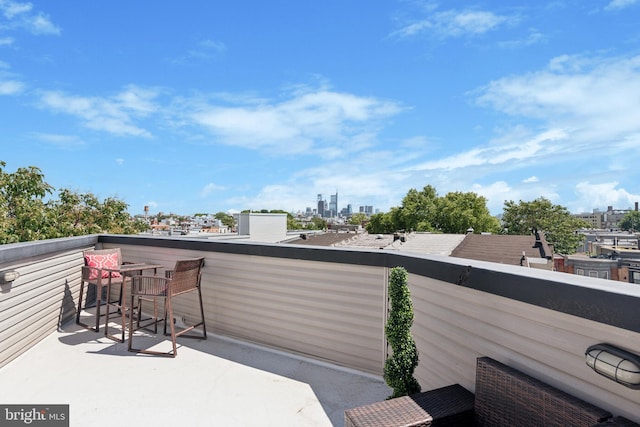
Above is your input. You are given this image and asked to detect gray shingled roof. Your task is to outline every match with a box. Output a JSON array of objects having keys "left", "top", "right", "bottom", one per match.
[
  {"left": 288, "top": 231, "right": 552, "bottom": 267},
  {"left": 450, "top": 234, "right": 550, "bottom": 266}
]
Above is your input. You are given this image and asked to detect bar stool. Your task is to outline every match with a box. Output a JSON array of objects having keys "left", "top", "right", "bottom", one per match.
[
  {"left": 76, "top": 248, "right": 126, "bottom": 333},
  {"left": 128, "top": 257, "right": 207, "bottom": 357}
]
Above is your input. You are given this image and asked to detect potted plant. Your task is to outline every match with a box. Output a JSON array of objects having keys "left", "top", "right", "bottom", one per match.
[{"left": 384, "top": 266, "right": 421, "bottom": 398}]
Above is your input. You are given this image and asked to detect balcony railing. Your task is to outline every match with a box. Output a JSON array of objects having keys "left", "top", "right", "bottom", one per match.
[{"left": 1, "top": 234, "right": 640, "bottom": 422}]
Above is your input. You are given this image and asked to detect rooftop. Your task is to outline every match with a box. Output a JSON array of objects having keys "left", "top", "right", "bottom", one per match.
[
  {"left": 0, "top": 322, "right": 389, "bottom": 426},
  {"left": 290, "top": 231, "right": 551, "bottom": 265},
  {"left": 1, "top": 234, "right": 640, "bottom": 425}
]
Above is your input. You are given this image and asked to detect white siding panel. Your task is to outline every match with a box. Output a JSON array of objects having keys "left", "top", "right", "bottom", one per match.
[
  {"left": 409, "top": 273, "right": 640, "bottom": 421},
  {"left": 0, "top": 248, "right": 89, "bottom": 367},
  {"left": 208, "top": 254, "right": 387, "bottom": 374},
  {"left": 105, "top": 244, "right": 388, "bottom": 374}
]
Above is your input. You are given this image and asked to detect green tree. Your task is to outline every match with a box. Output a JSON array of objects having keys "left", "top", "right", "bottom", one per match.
[
  {"left": 1, "top": 161, "right": 146, "bottom": 243},
  {"left": 397, "top": 185, "right": 438, "bottom": 232},
  {"left": 0, "top": 161, "right": 54, "bottom": 243},
  {"left": 348, "top": 212, "right": 368, "bottom": 225},
  {"left": 309, "top": 216, "right": 327, "bottom": 230},
  {"left": 620, "top": 211, "right": 640, "bottom": 232},
  {"left": 436, "top": 191, "right": 501, "bottom": 234},
  {"left": 366, "top": 186, "right": 499, "bottom": 235},
  {"left": 502, "top": 197, "right": 588, "bottom": 254},
  {"left": 48, "top": 191, "right": 147, "bottom": 236},
  {"left": 384, "top": 266, "right": 420, "bottom": 398},
  {"left": 214, "top": 211, "right": 235, "bottom": 228},
  {"left": 366, "top": 211, "right": 396, "bottom": 234}
]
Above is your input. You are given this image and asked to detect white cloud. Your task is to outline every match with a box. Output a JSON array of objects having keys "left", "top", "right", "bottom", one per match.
[
  {"left": 223, "top": 147, "right": 414, "bottom": 213},
  {"left": 574, "top": 182, "right": 640, "bottom": 212},
  {"left": 0, "top": 79, "right": 24, "bottom": 94},
  {"left": 0, "top": 0, "right": 32, "bottom": 19},
  {"left": 190, "top": 87, "right": 402, "bottom": 156},
  {"left": 114, "top": 85, "right": 159, "bottom": 115},
  {"left": 32, "top": 133, "right": 85, "bottom": 149},
  {"left": 115, "top": 158, "right": 124, "bottom": 166},
  {"left": 523, "top": 176, "right": 538, "bottom": 183},
  {"left": 408, "top": 128, "right": 567, "bottom": 172},
  {"left": 393, "top": 8, "right": 513, "bottom": 39},
  {"left": 37, "top": 85, "right": 159, "bottom": 137},
  {"left": 0, "top": 0, "right": 60, "bottom": 35},
  {"left": 199, "top": 39, "right": 226, "bottom": 53},
  {"left": 605, "top": 0, "right": 638, "bottom": 11},
  {"left": 0, "top": 36, "right": 14, "bottom": 46},
  {"left": 236, "top": 184, "right": 307, "bottom": 212},
  {"left": 469, "top": 180, "right": 565, "bottom": 214},
  {"left": 470, "top": 181, "right": 512, "bottom": 213},
  {"left": 400, "top": 135, "right": 431, "bottom": 149},
  {"left": 29, "top": 12, "right": 60, "bottom": 35},
  {"left": 476, "top": 54, "right": 640, "bottom": 143},
  {"left": 171, "top": 38, "right": 227, "bottom": 64},
  {"left": 200, "top": 182, "right": 225, "bottom": 197},
  {"left": 498, "top": 28, "right": 546, "bottom": 49}
]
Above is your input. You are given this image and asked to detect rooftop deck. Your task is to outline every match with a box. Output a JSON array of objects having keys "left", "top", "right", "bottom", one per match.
[
  {"left": 2, "top": 234, "right": 640, "bottom": 425},
  {"left": 0, "top": 321, "right": 389, "bottom": 426}
]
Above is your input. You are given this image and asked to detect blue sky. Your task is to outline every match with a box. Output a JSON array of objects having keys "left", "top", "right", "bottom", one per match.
[{"left": 1, "top": 1, "right": 639, "bottom": 217}]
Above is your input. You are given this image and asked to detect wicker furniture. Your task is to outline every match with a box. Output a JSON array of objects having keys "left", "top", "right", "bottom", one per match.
[
  {"left": 346, "top": 357, "right": 639, "bottom": 427},
  {"left": 128, "top": 257, "right": 206, "bottom": 357},
  {"left": 594, "top": 417, "right": 640, "bottom": 426},
  {"left": 344, "top": 384, "right": 474, "bottom": 427},
  {"left": 474, "top": 357, "right": 611, "bottom": 426}
]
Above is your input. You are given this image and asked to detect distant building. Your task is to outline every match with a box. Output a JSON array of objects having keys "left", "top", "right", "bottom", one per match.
[
  {"left": 329, "top": 192, "right": 338, "bottom": 218},
  {"left": 235, "top": 212, "right": 288, "bottom": 243},
  {"left": 340, "top": 204, "right": 352, "bottom": 217},
  {"left": 574, "top": 203, "right": 639, "bottom": 231},
  {"left": 575, "top": 212, "right": 602, "bottom": 229},
  {"left": 359, "top": 205, "right": 373, "bottom": 215},
  {"left": 317, "top": 194, "right": 327, "bottom": 218},
  {"left": 555, "top": 233, "right": 640, "bottom": 283}
]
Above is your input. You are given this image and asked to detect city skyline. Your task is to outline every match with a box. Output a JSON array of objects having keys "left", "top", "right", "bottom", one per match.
[{"left": 1, "top": 2, "right": 640, "bottom": 216}]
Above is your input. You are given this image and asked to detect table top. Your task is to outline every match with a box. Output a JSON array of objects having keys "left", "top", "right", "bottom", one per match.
[{"left": 104, "top": 263, "right": 164, "bottom": 273}]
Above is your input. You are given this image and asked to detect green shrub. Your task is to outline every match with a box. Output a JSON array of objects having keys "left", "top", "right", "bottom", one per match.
[{"left": 384, "top": 266, "right": 421, "bottom": 398}]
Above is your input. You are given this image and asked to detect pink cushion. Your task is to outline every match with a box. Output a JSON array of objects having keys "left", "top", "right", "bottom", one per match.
[{"left": 84, "top": 253, "right": 122, "bottom": 280}]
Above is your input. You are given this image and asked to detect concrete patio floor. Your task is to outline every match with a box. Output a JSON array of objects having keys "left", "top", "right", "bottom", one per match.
[{"left": 0, "top": 321, "right": 391, "bottom": 426}]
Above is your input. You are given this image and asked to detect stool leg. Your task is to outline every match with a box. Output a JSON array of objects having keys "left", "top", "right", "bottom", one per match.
[
  {"left": 76, "top": 280, "right": 86, "bottom": 325},
  {"left": 104, "top": 280, "right": 111, "bottom": 337},
  {"left": 166, "top": 295, "right": 177, "bottom": 357},
  {"left": 94, "top": 281, "right": 102, "bottom": 332},
  {"left": 128, "top": 294, "right": 136, "bottom": 352}
]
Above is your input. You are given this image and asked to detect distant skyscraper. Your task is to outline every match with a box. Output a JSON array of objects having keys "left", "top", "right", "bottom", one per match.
[
  {"left": 329, "top": 191, "right": 338, "bottom": 218},
  {"left": 359, "top": 205, "right": 373, "bottom": 215},
  {"left": 317, "top": 194, "right": 325, "bottom": 217}
]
